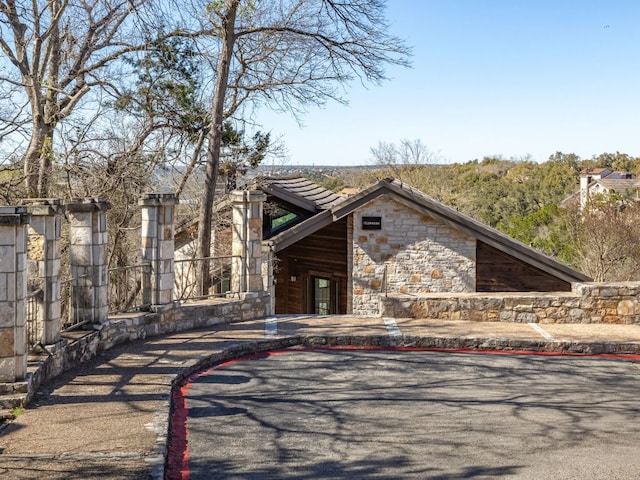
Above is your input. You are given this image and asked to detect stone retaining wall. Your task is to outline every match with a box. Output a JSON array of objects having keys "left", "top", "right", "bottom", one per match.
[{"left": 380, "top": 282, "right": 640, "bottom": 324}]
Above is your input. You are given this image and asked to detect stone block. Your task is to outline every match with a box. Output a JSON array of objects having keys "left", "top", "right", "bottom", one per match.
[
  {"left": 515, "top": 312, "right": 538, "bottom": 323},
  {"left": 599, "top": 288, "right": 620, "bottom": 298},
  {"left": 13, "top": 327, "right": 25, "bottom": 355},
  {"left": 617, "top": 300, "right": 635, "bottom": 316},
  {"left": 14, "top": 353, "right": 26, "bottom": 380},
  {"left": 499, "top": 311, "right": 514, "bottom": 321},
  {"left": 160, "top": 240, "right": 174, "bottom": 260},
  {"left": 159, "top": 274, "right": 174, "bottom": 291},
  {"left": 0, "top": 246, "right": 15, "bottom": 273},
  {"left": 0, "top": 303, "right": 14, "bottom": 328},
  {"left": 0, "top": 329, "right": 15, "bottom": 356},
  {"left": 140, "top": 219, "right": 155, "bottom": 238},
  {"left": 0, "top": 356, "right": 15, "bottom": 382},
  {"left": 50, "top": 258, "right": 61, "bottom": 277},
  {"left": 3, "top": 273, "right": 16, "bottom": 302}
]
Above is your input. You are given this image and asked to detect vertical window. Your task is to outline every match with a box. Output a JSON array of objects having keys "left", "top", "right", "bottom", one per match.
[{"left": 314, "top": 277, "right": 331, "bottom": 314}]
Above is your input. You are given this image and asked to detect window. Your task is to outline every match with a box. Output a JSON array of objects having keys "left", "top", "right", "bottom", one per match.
[
  {"left": 313, "top": 277, "right": 332, "bottom": 315},
  {"left": 265, "top": 205, "right": 304, "bottom": 237}
]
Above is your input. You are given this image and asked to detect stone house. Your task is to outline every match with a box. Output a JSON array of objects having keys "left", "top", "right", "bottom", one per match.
[
  {"left": 257, "top": 177, "right": 590, "bottom": 316},
  {"left": 174, "top": 176, "right": 590, "bottom": 316}
]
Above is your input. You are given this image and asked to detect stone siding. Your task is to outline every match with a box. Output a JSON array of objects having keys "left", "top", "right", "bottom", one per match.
[
  {"left": 351, "top": 195, "right": 476, "bottom": 315},
  {"left": 380, "top": 282, "right": 640, "bottom": 324}
]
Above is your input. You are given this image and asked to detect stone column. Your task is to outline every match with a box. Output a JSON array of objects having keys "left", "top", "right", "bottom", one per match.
[
  {"left": 139, "top": 193, "right": 179, "bottom": 310},
  {"left": 230, "top": 190, "right": 266, "bottom": 293},
  {"left": 22, "top": 199, "right": 63, "bottom": 345},
  {"left": 0, "top": 207, "right": 30, "bottom": 382},
  {"left": 66, "top": 199, "right": 111, "bottom": 326}
]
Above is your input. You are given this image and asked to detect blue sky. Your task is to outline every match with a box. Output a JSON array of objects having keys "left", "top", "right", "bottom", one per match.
[{"left": 256, "top": 1, "right": 640, "bottom": 166}]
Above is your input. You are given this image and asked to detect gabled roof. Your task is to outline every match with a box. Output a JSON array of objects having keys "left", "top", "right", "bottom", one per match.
[
  {"left": 257, "top": 176, "right": 342, "bottom": 212},
  {"left": 268, "top": 178, "right": 591, "bottom": 284}
]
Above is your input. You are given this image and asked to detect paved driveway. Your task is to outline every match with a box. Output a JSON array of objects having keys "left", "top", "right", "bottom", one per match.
[{"left": 172, "top": 349, "right": 640, "bottom": 480}]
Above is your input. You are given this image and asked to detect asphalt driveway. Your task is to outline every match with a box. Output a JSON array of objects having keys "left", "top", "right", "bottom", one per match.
[{"left": 170, "top": 348, "right": 640, "bottom": 480}]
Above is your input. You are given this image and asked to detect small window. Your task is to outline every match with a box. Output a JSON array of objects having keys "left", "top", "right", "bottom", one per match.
[{"left": 269, "top": 206, "right": 302, "bottom": 233}]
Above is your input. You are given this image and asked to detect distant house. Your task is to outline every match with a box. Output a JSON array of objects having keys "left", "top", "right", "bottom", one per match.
[
  {"left": 564, "top": 168, "right": 640, "bottom": 210},
  {"left": 176, "top": 176, "right": 591, "bottom": 315}
]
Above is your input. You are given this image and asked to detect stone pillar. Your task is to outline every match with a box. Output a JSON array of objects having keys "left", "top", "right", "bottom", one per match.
[
  {"left": 0, "top": 207, "right": 30, "bottom": 382},
  {"left": 230, "top": 190, "right": 266, "bottom": 293},
  {"left": 139, "top": 193, "right": 179, "bottom": 310},
  {"left": 66, "top": 199, "right": 111, "bottom": 325},
  {"left": 22, "top": 199, "right": 64, "bottom": 345}
]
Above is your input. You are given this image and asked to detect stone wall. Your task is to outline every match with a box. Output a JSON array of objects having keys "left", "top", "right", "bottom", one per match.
[
  {"left": 350, "top": 195, "right": 476, "bottom": 315},
  {"left": 380, "top": 282, "right": 640, "bottom": 325}
]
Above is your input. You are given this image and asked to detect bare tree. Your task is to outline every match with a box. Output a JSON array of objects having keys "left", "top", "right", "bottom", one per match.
[
  {"left": 569, "top": 199, "right": 640, "bottom": 282},
  {"left": 369, "top": 138, "right": 440, "bottom": 187},
  {"left": 183, "top": 0, "right": 411, "bottom": 293},
  {"left": 0, "top": 0, "right": 160, "bottom": 197}
]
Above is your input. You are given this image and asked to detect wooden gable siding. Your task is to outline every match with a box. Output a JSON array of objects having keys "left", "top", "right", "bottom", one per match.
[
  {"left": 476, "top": 241, "right": 571, "bottom": 292},
  {"left": 274, "top": 218, "right": 348, "bottom": 314}
]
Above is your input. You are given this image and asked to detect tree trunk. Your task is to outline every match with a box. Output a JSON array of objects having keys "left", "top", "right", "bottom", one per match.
[
  {"left": 195, "top": 0, "right": 239, "bottom": 296},
  {"left": 23, "top": 120, "right": 54, "bottom": 198}
]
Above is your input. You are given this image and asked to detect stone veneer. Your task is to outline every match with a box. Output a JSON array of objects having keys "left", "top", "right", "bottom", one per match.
[
  {"left": 66, "top": 199, "right": 111, "bottom": 325},
  {"left": 231, "top": 190, "right": 266, "bottom": 293},
  {"left": 350, "top": 195, "right": 476, "bottom": 316},
  {"left": 140, "top": 193, "right": 179, "bottom": 310},
  {"left": 380, "top": 282, "right": 640, "bottom": 324},
  {"left": 0, "top": 207, "right": 29, "bottom": 382}
]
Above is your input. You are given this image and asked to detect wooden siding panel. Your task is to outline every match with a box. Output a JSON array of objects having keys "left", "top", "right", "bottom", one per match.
[
  {"left": 274, "top": 218, "right": 348, "bottom": 314},
  {"left": 476, "top": 241, "right": 571, "bottom": 292}
]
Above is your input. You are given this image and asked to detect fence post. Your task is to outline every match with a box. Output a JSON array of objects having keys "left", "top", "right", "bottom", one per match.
[
  {"left": 139, "top": 193, "right": 179, "bottom": 310},
  {"left": 65, "top": 199, "right": 111, "bottom": 325},
  {"left": 230, "top": 190, "right": 266, "bottom": 293},
  {"left": 0, "top": 207, "right": 30, "bottom": 382},
  {"left": 22, "top": 199, "right": 64, "bottom": 345}
]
